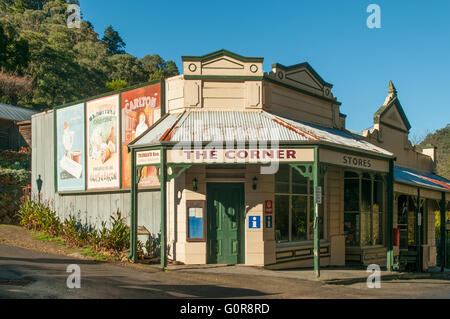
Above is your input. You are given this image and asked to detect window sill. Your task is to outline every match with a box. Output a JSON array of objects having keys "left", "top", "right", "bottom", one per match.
[{"left": 276, "top": 239, "right": 328, "bottom": 250}]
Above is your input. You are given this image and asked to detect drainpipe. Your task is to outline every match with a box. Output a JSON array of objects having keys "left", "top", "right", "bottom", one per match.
[{"left": 441, "top": 192, "right": 447, "bottom": 272}]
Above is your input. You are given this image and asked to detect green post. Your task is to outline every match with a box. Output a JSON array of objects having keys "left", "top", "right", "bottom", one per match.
[
  {"left": 313, "top": 147, "right": 320, "bottom": 279},
  {"left": 441, "top": 192, "right": 447, "bottom": 272},
  {"left": 386, "top": 159, "right": 394, "bottom": 271},
  {"left": 417, "top": 188, "right": 422, "bottom": 272},
  {"left": 160, "top": 147, "right": 167, "bottom": 268},
  {"left": 129, "top": 149, "right": 138, "bottom": 262}
]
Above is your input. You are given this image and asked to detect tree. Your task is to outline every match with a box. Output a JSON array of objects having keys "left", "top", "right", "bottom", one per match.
[
  {"left": 102, "top": 25, "right": 125, "bottom": 55},
  {"left": 0, "top": 22, "right": 30, "bottom": 74},
  {"left": 141, "top": 54, "right": 179, "bottom": 81},
  {"left": 419, "top": 124, "right": 450, "bottom": 179}
]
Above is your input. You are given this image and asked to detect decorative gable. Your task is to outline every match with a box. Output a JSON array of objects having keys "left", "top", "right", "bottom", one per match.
[
  {"left": 267, "top": 62, "right": 335, "bottom": 99},
  {"left": 374, "top": 81, "right": 411, "bottom": 132},
  {"left": 182, "top": 49, "right": 264, "bottom": 77}
]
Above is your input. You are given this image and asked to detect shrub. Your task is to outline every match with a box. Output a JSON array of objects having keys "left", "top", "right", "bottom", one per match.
[
  {"left": 18, "top": 199, "right": 132, "bottom": 259},
  {"left": 18, "top": 198, "right": 62, "bottom": 236}
]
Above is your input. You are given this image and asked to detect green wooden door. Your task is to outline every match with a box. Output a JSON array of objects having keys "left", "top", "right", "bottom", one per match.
[{"left": 207, "top": 183, "right": 245, "bottom": 264}]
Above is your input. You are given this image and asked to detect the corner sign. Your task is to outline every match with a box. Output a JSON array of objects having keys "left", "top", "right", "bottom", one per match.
[
  {"left": 167, "top": 148, "right": 314, "bottom": 164},
  {"left": 136, "top": 150, "right": 161, "bottom": 166},
  {"left": 319, "top": 149, "right": 389, "bottom": 173}
]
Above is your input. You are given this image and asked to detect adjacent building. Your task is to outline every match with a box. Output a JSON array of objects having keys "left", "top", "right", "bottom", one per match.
[{"left": 0, "top": 103, "right": 38, "bottom": 151}]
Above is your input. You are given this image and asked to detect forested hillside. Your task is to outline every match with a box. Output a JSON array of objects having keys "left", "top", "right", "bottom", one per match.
[
  {"left": 0, "top": 0, "right": 178, "bottom": 110},
  {"left": 419, "top": 124, "right": 450, "bottom": 180}
]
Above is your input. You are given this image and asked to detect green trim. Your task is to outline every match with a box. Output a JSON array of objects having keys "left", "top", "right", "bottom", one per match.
[
  {"left": 119, "top": 91, "right": 123, "bottom": 189},
  {"left": 264, "top": 75, "right": 342, "bottom": 105},
  {"left": 57, "top": 186, "right": 160, "bottom": 196},
  {"left": 130, "top": 140, "right": 394, "bottom": 161},
  {"left": 129, "top": 148, "right": 137, "bottom": 262},
  {"left": 53, "top": 109, "right": 58, "bottom": 193},
  {"left": 290, "top": 164, "right": 314, "bottom": 180},
  {"left": 184, "top": 75, "right": 263, "bottom": 81},
  {"left": 159, "top": 147, "right": 167, "bottom": 268},
  {"left": 313, "top": 146, "right": 320, "bottom": 278},
  {"left": 386, "top": 159, "right": 394, "bottom": 271},
  {"left": 182, "top": 49, "right": 264, "bottom": 63},
  {"left": 160, "top": 79, "right": 166, "bottom": 116},
  {"left": 271, "top": 62, "right": 333, "bottom": 88},
  {"left": 441, "top": 192, "right": 447, "bottom": 271},
  {"left": 167, "top": 164, "right": 192, "bottom": 181}
]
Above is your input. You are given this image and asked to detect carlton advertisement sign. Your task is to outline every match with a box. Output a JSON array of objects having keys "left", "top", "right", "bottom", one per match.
[{"left": 122, "top": 83, "right": 162, "bottom": 187}]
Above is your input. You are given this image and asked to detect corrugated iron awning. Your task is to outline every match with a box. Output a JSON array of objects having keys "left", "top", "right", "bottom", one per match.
[
  {"left": 130, "top": 110, "right": 393, "bottom": 158},
  {"left": 395, "top": 166, "right": 450, "bottom": 192}
]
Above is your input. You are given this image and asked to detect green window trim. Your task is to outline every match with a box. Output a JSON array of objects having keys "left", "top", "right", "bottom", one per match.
[
  {"left": 275, "top": 164, "right": 324, "bottom": 245},
  {"left": 344, "top": 170, "right": 386, "bottom": 248}
]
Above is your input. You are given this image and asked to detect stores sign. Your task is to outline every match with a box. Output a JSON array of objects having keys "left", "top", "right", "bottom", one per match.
[{"left": 319, "top": 149, "right": 389, "bottom": 173}]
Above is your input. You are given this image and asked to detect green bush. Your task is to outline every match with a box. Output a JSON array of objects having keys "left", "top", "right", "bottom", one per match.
[
  {"left": 18, "top": 198, "right": 62, "bottom": 236},
  {"left": 0, "top": 150, "right": 31, "bottom": 170},
  {"left": 0, "top": 162, "right": 31, "bottom": 224},
  {"left": 18, "top": 199, "right": 131, "bottom": 259}
]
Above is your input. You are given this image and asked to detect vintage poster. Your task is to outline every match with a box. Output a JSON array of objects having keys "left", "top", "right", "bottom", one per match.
[
  {"left": 122, "top": 83, "right": 161, "bottom": 187},
  {"left": 56, "top": 103, "right": 85, "bottom": 191},
  {"left": 86, "top": 95, "right": 120, "bottom": 190}
]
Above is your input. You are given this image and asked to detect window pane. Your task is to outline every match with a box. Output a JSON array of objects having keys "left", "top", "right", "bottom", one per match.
[
  {"left": 345, "top": 171, "right": 359, "bottom": 178},
  {"left": 275, "top": 195, "right": 289, "bottom": 242},
  {"left": 373, "top": 211, "right": 383, "bottom": 245},
  {"left": 292, "top": 196, "right": 307, "bottom": 241},
  {"left": 373, "top": 180, "right": 384, "bottom": 212},
  {"left": 361, "top": 178, "right": 372, "bottom": 246},
  {"left": 275, "top": 165, "right": 290, "bottom": 193},
  {"left": 292, "top": 168, "right": 308, "bottom": 194},
  {"left": 344, "top": 212, "right": 360, "bottom": 246},
  {"left": 398, "top": 195, "right": 409, "bottom": 249},
  {"left": 344, "top": 178, "right": 359, "bottom": 212}
]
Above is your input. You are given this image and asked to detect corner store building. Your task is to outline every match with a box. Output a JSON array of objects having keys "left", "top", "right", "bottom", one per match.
[{"left": 32, "top": 50, "right": 449, "bottom": 271}]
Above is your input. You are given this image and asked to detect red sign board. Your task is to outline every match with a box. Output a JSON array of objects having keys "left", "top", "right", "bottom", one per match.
[{"left": 264, "top": 200, "right": 273, "bottom": 214}]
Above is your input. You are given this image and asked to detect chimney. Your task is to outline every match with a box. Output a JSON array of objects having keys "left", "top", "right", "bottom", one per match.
[{"left": 422, "top": 144, "right": 437, "bottom": 173}]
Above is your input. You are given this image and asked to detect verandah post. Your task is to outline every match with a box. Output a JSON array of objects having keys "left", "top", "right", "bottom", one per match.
[
  {"left": 386, "top": 159, "right": 394, "bottom": 271},
  {"left": 160, "top": 147, "right": 167, "bottom": 268},
  {"left": 313, "top": 147, "right": 320, "bottom": 279},
  {"left": 129, "top": 149, "right": 138, "bottom": 263},
  {"left": 441, "top": 192, "right": 447, "bottom": 272}
]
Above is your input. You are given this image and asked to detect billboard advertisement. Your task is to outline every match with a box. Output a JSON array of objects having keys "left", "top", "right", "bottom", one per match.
[
  {"left": 121, "top": 83, "right": 161, "bottom": 187},
  {"left": 56, "top": 103, "right": 85, "bottom": 191},
  {"left": 86, "top": 95, "right": 120, "bottom": 190}
]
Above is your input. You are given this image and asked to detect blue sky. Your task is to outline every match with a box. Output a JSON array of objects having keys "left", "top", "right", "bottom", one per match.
[{"left": 79, "top": 0, "right": 450, "bottom": 139}]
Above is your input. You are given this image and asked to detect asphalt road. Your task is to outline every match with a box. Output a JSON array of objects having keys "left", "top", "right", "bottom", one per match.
[{"left": 1, "top": 244, "right": 450, "bottom": 299}]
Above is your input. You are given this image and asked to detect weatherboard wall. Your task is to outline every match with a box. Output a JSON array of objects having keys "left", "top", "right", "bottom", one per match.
[{"left": 31, "top": 110, "right": 161, "bottom": 240}]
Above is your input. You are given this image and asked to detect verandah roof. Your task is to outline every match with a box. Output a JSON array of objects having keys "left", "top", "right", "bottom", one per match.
[
  {"left": 129, "top": 110, "right": 393, "bottom": 158},
  {"left": 395, "top": 166, "right": 450, "bottom": 193}
]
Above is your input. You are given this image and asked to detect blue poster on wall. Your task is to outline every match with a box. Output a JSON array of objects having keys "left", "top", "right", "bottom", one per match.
[
  {"left": 56, "top": 103, "right": 86, "bottom": 191},
  {"left": 188, "top": 207, "right": 203, "bottom": 239}
]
